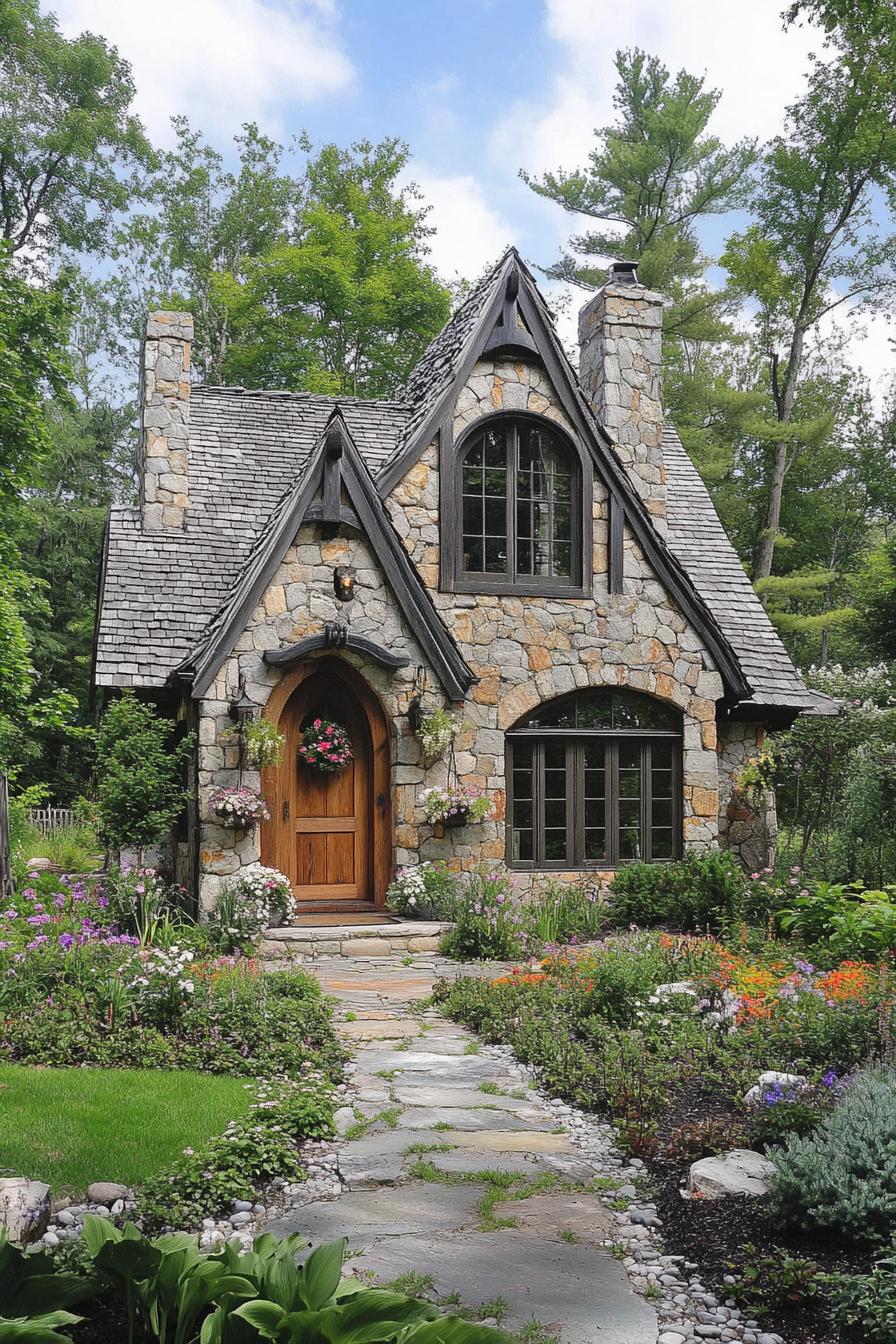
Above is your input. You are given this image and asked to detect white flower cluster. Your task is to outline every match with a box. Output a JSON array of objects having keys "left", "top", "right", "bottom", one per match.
[
  {"left": 387, "top": 864, "right": 429, "bottom": 913},
  {"left": 125, "top": 945, "right": 196, "bottom": 1017}
]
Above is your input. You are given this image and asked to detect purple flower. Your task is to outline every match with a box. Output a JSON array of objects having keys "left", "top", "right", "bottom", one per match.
[
  {"left": 26, "top": 914, "right": 51, "bottom": 926},
  {"left": 58, "top": 933, "right": 74, "bottom": 950},
  {"left": 26, "top": 937, "right": 49, "bottom": 950},
  {"left": 794, "top": 959, "right": 815, "bottom": 976},
  {"left": 54, "top": 894, "right": 65, "bottom": 910},
  {"left": 21, "top": 888, "right": 36, "bottom": 900},
  {"left": 822, "top": 1069, "right": 839, "bottom": 1088},
  {"left": 97, "top": 896, "right": 109, "bottom": 909},
  {"left": 0, "top": 941, "right": 9, "bottom": 951}
]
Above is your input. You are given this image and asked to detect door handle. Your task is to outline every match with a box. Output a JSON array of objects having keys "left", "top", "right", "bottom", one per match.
[{"left": 282, "top": 800, "right": 290, "bottom": 821}]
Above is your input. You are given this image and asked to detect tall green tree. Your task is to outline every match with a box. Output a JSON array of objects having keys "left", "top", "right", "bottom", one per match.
[
  {"left": 722, "top": 16, "right": 896, "bottom": 580},
  {"left": 524, "top": 49, "right": 756, "bottom": 342},
  {"left": 0, "top": 0, "right": 155, "bottom": 263},
  {"left": 109, "top": 118, "right": 298, "bottom": 380},
  {"left": 219, "top": 138, "right": 450, "bottom": 397}
]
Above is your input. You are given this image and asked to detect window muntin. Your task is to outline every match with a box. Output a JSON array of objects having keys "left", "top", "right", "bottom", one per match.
[
  {"left": 459, "top": 419, "right": 578, "bottom": 587},
  {"left": 507, "top": 690, "right": 682, "bottom": 869}
]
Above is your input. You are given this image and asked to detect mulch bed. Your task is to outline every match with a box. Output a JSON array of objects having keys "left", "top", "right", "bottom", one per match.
[{"left": 645, "top": 1081, "right": 874, "bottom": 1344}]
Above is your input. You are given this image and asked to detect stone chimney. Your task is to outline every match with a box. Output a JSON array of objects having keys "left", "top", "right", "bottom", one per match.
[
  {"left": 141, "top": 311, "right": 193, "bottom": 530},
  {"left": 578, "top": 263, "right": 666, "bottom": 526}
]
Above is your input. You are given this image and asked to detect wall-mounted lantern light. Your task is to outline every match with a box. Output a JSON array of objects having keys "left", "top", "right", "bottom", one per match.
[
  {"left": 229, "top": 675, "right": 255, "bottom": 725},
  {"left": 334, "top": 565, "right": 356, "bottom": 603}
]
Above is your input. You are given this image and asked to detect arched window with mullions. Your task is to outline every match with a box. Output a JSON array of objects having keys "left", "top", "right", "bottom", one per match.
[
  {"left": 506, "top": 688, "right": 683, "bottom": 869},
  {"left": 449, "top": 415, "right": 589, "bottom": 596}
]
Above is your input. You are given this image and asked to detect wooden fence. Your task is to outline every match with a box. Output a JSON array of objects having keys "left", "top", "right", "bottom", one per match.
[
  {"left": 0, "top": 774, "right": 12, "bottom": 899},
  {"left": 27, "top": 807, "right": 76, "bottom": 835}
]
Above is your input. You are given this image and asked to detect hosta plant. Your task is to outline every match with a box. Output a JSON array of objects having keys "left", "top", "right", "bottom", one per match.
[{"left": 0, "top": 1232, "right": 97, "bottom": 1343}]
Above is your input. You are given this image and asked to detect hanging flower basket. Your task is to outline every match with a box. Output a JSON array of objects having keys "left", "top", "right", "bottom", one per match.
[
  {"left": 297, "top": 718, "right": 353, "bottom": 775},
  {"left": 420, "top": 785, "right": 492, "bottom": 829},
  {"left": 208, "top": 785, "right": 270, "bottom": 830},
  {"left": 415, "top": 707, "right": 457, "bottom": 768}
]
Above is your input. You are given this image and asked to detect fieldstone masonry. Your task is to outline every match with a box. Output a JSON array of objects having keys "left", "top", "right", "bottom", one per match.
[
  {"left": 141, "top": 311, "right": 193, "bottom": 531},
  {"left": 195, "top": 349, "right": 726, "bottom": 908},
  {"left": 717, "top": 721, "right": 778, "bottom": 872},
  {"left": 578, "top": 281, "right": 666, "bottom": 530}
]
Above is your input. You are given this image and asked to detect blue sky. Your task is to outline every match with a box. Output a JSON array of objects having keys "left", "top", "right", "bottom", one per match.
[{"left": 49, "top": 1, "right": 893, "bottom": 386}]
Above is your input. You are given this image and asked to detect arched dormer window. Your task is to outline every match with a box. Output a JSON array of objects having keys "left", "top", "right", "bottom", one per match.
[
  {"left": 445, "top": 414, "right": 590, "bottom": 596},
  {"left": 506, "top": 688, "right": 683, "bottom": 869}
]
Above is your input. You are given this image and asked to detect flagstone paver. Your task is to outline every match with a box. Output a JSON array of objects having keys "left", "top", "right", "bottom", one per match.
[{"left": 268, "top": 953, "right": 658, "bottom": 1344}]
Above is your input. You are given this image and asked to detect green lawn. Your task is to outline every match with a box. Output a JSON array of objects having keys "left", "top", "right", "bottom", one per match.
[{"left": 0, "top": 1064, "right": 252, "bottom": 1195}]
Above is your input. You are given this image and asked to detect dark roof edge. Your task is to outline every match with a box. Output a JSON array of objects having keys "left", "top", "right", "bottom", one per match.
[
  {"left": 378, "top": 248, "right": 749, "bottom": 703},
  {"left": 178, "top": 412, "right": 476, "bottom": 702}
]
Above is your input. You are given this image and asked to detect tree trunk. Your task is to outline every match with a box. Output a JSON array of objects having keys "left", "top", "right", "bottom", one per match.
[{"left": 754, "top": 325, "right": 806, "bottom": 581}]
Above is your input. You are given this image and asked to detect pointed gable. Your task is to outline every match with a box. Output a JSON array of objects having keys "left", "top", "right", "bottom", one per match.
[{"left": 176, "top": 412, "right": 475, "bottom": 701}]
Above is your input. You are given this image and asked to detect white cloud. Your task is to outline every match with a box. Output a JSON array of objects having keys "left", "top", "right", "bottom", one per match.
[
  {"left": 50, "top": 0, "right": 355, "bottom": 143},
  {"left": 410, "top": 170, "right": 516, "bottom": 282},
  {"left": 494, "top": 0, "right": 821, "bottom": 180}
]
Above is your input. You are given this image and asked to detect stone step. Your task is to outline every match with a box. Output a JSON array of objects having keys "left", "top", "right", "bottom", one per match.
[{"left": 261, "top": 920, "right": 452, "bottom": 960}]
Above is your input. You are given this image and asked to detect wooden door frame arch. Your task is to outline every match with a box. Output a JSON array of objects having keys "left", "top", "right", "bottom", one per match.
[{"left": 259, "top": 656, "right": 393, "bottom": 908}]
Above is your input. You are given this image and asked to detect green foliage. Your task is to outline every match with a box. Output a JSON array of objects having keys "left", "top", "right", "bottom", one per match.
[
  {"left": 524, "top": 880, "right": 605, "bottom": 947},
  {"left": 606, "top": 853, "right": 747, "bottom": 931},
  {"left": 0, "top": 1230, "right": 97, "bottom": 1341},
  {"left": 415, "top": 708, "right": 457, "bottom": 768},
  {"left": 197, "top": 136, "right": 450, "bottom": 397},
  {"left": 773, "top": 663, "right": 896, "bottom": 881},
  {"left": 524, "top": 48, "right": 754, "bottom": 343},
  {"left": 0, "top": 0, "right": 155, "bottom": 262},
  {"left": 95, "top": 693, "right": 193, "bottom": 857},
  {"left": 240, "top": 718, "right": 284, "bottom": 770},
  {"left": 439, "top": 870, "right": 527, "bottom": 961},
  {"left": 826, "top": 1255, "right": 896, "bottom": 1343},
  {"left": 769, "top": 1065, "right": 896, "bottom": 1243},
  {"left": 779, "top": 882, "right": 896, "bottom": 960},
  {"left": 137, "top": 1077, "right": 334, "bottom": 1233},
  {"left": 726, "top": 1242, "right": 823, "bottom": 1318}
]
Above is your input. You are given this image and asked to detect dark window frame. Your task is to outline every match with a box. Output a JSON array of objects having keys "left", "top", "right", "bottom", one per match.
[
  {"left": 505, "top": 691, "right": 683, "bottom": 871},
  {"left": 439, "top": 410, "right": 592, "bottom": 598}
]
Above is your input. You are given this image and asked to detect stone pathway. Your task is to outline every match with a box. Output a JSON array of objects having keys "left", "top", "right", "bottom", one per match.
[{"left": 268, "top": 955, "right": 659, "bottom": 1344}]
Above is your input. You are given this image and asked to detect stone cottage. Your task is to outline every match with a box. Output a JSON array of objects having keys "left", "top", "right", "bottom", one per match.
[{"left": 93, "top": 250, "right": 834, "bottom": 916}]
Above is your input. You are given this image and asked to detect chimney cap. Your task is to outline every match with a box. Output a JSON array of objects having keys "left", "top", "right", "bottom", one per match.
[{"left": 609, "top": 260, "right": 639, "bottom": 286}]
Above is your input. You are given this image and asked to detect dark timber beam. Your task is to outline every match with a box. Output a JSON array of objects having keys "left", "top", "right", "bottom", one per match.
[{"left": 263, "top": 625, "right": 411, "bottom": 672}]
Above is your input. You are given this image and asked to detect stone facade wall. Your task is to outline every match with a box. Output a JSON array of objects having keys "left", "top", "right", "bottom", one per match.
[
  {"left": 193, "top": 351, "right": 759, "bottom": 910},
  {"left": 383, "top": 355, "right": 723, "bottom": 883},
  {"left": 141, "top": 312, "right": 192, "bottom": 531},
  {"left": 716, "top": 720, "right": 778, "bottom": 872},
  {"left": 578, "top": 283, "right": 666, "bottom": 531}
]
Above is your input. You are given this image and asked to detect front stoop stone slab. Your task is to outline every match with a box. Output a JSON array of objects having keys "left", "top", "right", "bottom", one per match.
[{"left": 262, "top": 920, "right": 453, "bottom": 960}]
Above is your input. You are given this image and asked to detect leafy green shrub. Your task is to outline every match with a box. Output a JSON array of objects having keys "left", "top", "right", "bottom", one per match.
[
  {"left": 439, "top": 869, "right": 527, "bottom": 960},
  {"left": 727, "top": 1242, "right": 823, "bottom": 1318},
  {"left": 207, "top": 865, "right": 292, "bottom": 953},
  {"left": 386, "top": 861, "right": 460, "bottom": 920},
  {"left": 779, "top": 881, "right": 896, "bottom": 960},
  {"left": 606, "top": 852, "right": 747, "bottom": 931},
  {"left": 524, "top": 879, "right": 605, "bottom": 947},
  {"left": 827, "top": 1255, "right": 896, "bottom": 1343},
  {"left": 138, "top": 1075, "right": 334, "bottom": 1232},
  {"left": 95, "top": 692, "right": 193, "bottom": 862},
  {"left": 769, "top": 1064, "right": 896, "bottom": 1243}
]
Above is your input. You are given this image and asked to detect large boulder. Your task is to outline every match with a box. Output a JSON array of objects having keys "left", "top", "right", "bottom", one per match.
[
  {"left": 687, "top": 1149, "right": 776, "bottom": 1200},
  {"left": 743, "top": 1071, "right": 807, "bottom": 1106},
  {"left": 0, "top": 1178, "right": 51, "bottom": 1243},
  {"left": 86, "top": 1181, "right": 129, "bottom": 1205}
]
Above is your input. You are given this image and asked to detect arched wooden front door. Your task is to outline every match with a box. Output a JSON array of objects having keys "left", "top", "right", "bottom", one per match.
[{"left": 260, "top": 660, "right": 391, "bottom": 910}]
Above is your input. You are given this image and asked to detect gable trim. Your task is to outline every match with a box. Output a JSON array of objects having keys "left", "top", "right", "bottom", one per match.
[
  {"left": 177, "top": 412, "right": 476, "bottom": 702},
  {"left": 379, "top": 250, "right": 750, "bottom": 703}
]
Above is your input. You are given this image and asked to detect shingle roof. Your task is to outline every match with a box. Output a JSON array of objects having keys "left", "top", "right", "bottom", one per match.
[
  {"left": 93, "top": 389, "right": 408, "bottom": 688},
  {"left": 663, "top": 426, "right": 836, "bottom": 714},
  {"left": 95, "top": 259, "right": 832, "bottom": 717}
]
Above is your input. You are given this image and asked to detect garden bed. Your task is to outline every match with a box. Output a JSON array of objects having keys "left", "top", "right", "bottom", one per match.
[{"left": 434, "top": 928, "right": 896, "bottom": 1342}]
